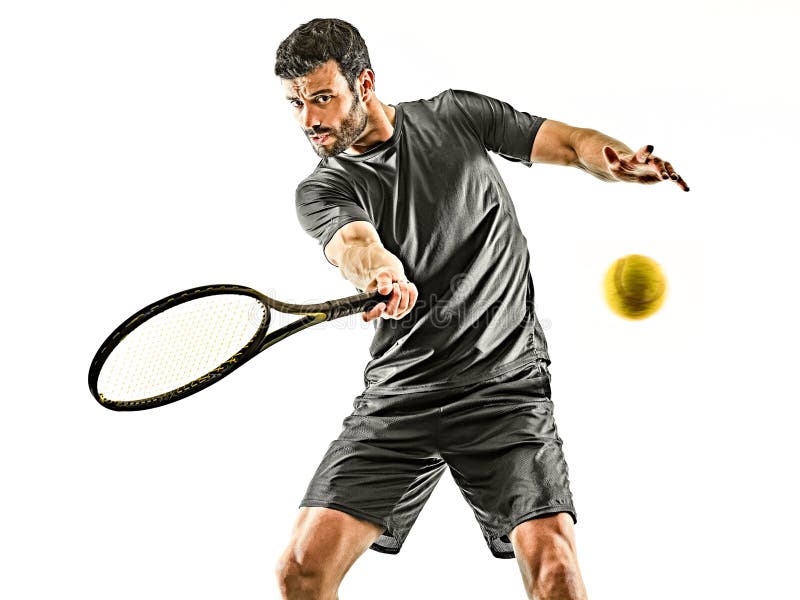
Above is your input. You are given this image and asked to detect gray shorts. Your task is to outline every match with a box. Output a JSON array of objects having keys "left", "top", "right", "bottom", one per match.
[{"left": 300, "top": 359, "right": 576, "bottom": 558}]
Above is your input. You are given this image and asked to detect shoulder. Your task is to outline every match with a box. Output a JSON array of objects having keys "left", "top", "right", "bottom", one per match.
[
  {"left": 296, "top": 159, "right": 352, "bottom": 191},
  {"left": 394, "top": 90, "right": 481, "bottom": 132},
  {"left": 295, "top": 163, "right": 355, "bottom": 203},
  {"left": 396, "top": 89, "right": 467, "bottom": 115},
  {"left": 408, "top": 89, "right": 502, "bottom": 122},
  {"left": 446, "top": 89, "right": 504, "bottom": 117}
]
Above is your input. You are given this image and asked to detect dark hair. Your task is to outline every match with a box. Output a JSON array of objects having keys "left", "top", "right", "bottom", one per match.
[{"left": 274, "top": 18, "right": 372, "bottom": 93}]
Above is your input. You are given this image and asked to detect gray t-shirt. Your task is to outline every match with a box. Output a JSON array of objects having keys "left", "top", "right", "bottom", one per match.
[{"left": 296, "top": 89, "right": 550, "bottom": 392}]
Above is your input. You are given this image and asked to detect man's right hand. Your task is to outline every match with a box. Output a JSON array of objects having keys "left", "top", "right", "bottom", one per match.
[{"left": 363, "top": 268, "right": 417, "bottom": 322}]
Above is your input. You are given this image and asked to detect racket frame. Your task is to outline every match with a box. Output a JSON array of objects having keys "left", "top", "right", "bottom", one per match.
[{"left": 88, "top": 284, "right": 385, "bottom": 411}]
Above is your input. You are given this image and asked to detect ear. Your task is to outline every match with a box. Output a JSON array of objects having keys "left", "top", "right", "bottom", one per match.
[{"left": 357, "top": 68, "right": 376, "bottom": 102}]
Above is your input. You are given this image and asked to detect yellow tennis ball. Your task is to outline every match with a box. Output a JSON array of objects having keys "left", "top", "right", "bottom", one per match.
[{"left": 603, "top": 254, "right": 667, "bottom": 320}]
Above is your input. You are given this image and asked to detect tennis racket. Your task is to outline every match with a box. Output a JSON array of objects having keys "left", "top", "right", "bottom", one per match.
[{"left": 88, "top": 284, "right": 390, "bottom": 411}]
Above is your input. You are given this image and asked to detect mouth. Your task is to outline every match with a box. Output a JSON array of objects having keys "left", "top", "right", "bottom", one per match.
[{"left": 309, "top": 133, "right": 331, "bottom": 145}]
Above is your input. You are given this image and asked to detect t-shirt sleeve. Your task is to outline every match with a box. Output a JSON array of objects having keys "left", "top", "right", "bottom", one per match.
[
  {"left": 295, "top": 174, "right": 373, "bottom": 259},
  {"left": 449, "top": 89, "right": 545, "bottom": 167}
]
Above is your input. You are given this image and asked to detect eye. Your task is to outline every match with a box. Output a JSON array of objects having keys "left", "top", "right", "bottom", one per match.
[
  {"left": 315, "top": 95, "right": 332, "bottom": 104},
  {"left": 289, "top": 99, "right": 303, "bottom": 109}
]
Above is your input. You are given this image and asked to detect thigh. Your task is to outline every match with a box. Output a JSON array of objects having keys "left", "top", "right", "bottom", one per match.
[
  {"left": 281, "top": 506, "right": 383, "bottom": 575},
  {"left": 439, "top": 360, "right": 576, "bottom": 558},
  {"left": 509, "top": 512, "right": 578, "bottom": 556},
  {"left": 302, "top": 395, "right": 447, "bottom": 554},
  {"left": 510, "top": 513, "right": 586, "bottom": 600}
]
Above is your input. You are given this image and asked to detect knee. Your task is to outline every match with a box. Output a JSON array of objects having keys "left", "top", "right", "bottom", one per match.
[
  {"left": 531, "top": 553, "right": 583, "bottom": 600},
  {"left": 512, "top": 516, "right": 586, "bottom": 599},
  {"left": 275, "top": 552, "right": 328, "bottom": 600}
]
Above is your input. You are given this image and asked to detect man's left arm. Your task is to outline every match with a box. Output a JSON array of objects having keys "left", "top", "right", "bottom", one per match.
[{"left": 530, "top": 119, "right": 689, "bottom": 192}]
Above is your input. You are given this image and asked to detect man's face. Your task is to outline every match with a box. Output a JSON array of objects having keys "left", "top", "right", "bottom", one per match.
[{"left": 282, "top": 60, "right": 368, "bottom": 158}]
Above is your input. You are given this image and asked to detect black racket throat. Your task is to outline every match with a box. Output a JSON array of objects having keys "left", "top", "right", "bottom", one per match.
[{"left": 88, "top": 284, "right": 388, "bottom": 411}]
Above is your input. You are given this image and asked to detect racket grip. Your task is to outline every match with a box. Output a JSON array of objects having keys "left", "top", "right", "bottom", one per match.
[{"left": 326, "top": 290, "right": 393, "bottom": 320}]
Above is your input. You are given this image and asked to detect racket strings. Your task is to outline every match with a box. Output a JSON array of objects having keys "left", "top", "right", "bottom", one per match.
[{"left": 97, "top": 295, "right": 267, "bottom": 402}]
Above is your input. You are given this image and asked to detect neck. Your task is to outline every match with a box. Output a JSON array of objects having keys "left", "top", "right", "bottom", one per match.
[{"left": 346, "top": 99, "right": 396, "bottom": 155}]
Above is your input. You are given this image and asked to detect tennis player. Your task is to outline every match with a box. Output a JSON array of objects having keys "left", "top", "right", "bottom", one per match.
[{"left": 274, "top": 18, "right": 687, "bottom": 600}]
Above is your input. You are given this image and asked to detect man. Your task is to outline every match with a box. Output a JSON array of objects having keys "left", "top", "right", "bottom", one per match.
[{"left": 274, "top": 18, "right": 687, "bottom": 600}]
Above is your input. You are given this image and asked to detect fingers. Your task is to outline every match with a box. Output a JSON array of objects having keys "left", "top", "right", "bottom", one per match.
[
  {"left": 362, "top": 277, "right": 418, "bottom": 322},
  {"left": 392, "top": 279, "right": 418, "bottom": 318},
  {"left": 664, "top": 161, "right": 690, "bottom": 192},
  {"left": 650, "top": 156, "right": 670, "bottom": 180},
  {"left": 635, "top": 144, "right": 654, "bottom": 163},
  {"left": 361, "top": 302, "right": 387, "bottom": 322},
  {"left": 380, "top": 279, "right": 418, "bottom": 320},
  {"left": 634, "top": 144, "right": 669, "bottom": 181},
  {"left": 384, "top": 283, "right": 403, "bottom": 316},
  {"left": 620, "top": 144, "right": 690, "bottom": 191},
  {"left": 374, "top": 271, "right": 394, "bottom": 296}
]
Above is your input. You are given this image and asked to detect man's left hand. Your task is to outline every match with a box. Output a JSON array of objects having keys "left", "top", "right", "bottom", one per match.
[{"left": 603, "top": 145, "right": 689, "bottom": 192}]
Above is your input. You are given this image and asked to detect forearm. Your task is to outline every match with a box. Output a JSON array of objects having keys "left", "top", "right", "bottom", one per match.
[
  {"left": 324, "top": 220, "right": 417, "bottom": 321},
  {"left": 338, "top": 240, "right": 406, "bottom": 291},
  {"left": 568, "top": 127, "right": 633, "bottom": 181}
]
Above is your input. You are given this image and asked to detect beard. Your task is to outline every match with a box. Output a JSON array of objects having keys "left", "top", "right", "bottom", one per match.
[{"left": 306, "top": 96, "right": 369, "bottom": 158}]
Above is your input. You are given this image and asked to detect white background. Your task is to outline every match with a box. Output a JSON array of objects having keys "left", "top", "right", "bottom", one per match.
[{"left": 2, "top": 1, "right": 798, "bottom": 598}]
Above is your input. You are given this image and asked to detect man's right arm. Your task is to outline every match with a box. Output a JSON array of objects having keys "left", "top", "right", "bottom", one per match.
[{"left": 324, "top": 220, "right": 418, "bottom": 322}]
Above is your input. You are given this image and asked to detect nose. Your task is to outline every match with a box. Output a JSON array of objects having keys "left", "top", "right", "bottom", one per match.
[{"left": 301, "top": 104, "right": 321, "bottom": 130}]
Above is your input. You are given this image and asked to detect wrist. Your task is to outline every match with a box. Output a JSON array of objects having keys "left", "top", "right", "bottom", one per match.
[{"left": 342, "top": 243, "right": 404, "bottom": 290}]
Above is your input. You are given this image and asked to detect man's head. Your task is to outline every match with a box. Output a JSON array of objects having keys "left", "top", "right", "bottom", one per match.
[
  {"left": 275, "top": 18, "right": 372, "bottom": 95},
  {"left": 275, "top": 19, "right": 373, "bottom": 158}
]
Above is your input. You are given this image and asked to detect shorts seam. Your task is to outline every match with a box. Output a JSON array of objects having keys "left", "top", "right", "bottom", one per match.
[
  {"left": 496, "top": 505, "right": 578, "bottom": 537},
  {"left": 482, "top": 505, "right": 577, "bottom": 559}
]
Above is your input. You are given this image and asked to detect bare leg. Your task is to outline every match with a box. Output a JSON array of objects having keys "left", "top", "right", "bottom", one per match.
[
  {"left": 275, "top": 507, "right": 384, "bottom": 600},
  {"left": 509, "top": 512, "right": 588, "bottom": 600}
]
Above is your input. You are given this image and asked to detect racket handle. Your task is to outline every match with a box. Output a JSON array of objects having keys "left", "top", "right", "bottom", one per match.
[{"left": 326, "top": 290, "right": 393, "bottom": 320}]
